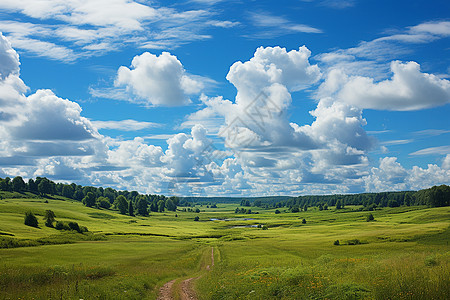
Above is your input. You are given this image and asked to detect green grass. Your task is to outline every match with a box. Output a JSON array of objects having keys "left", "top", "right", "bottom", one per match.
[{"left": 0, "top": 197, "right": 449, "bottom": 299}]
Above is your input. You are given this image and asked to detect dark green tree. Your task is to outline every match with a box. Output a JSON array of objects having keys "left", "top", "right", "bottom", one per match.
[
  {"left": 114, "top": 195, "right": 128, "bottom": 214},
  {"left": 128, "top": 200, "right": 135, "bottom": 216},
  {"left": 0, "top": 178, "right": 9, "bottom": 191},
  {"left": 12, "top": 176, "right": 26, "bottom": 192},
  {"left": 165, "top": 199, "right": 176, "bottom": 211},
  {"left": 137, "top": 198, "right": 148, "bottom": 216},
  {"left": 82, "top": 192, "right": 96, "bottom": 207},
  {"left": 24, "top": 212, "right": 38, "bottom": 228},
  {"left": 38, "top": 179, "right": 51, "bottom": 196},
  {"left": 43, "top": 210, "right": 56, "bottom": 227},
  {"left": 73, "top": 187, "right": 84, "bottom": 201},
  {"left": 157, "top": 200, "right": 165, "bottom": 212},
  {"left": 302, "top": 218, "right": 306, "bottom": 224},
  {"left": 96, "top": 196, "right": 111, "bottom": 209},
  {"left": 28, "top": 179, "right": 38, "bottom": 193},
  {"left": 62, "top": 184, "right": 74, "bottom": 199},
  {"left": 150, "top": 201, "right": 158, "bottom": 212}
]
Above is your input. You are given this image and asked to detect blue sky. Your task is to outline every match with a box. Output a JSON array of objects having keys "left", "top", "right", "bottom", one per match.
[{"left": 0, "top": 0, "right": 449, "bottom": 196}]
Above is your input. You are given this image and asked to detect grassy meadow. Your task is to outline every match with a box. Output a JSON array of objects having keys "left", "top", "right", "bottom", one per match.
[{"left": 0, "top": 194, "right": 449, "bottom": 299}]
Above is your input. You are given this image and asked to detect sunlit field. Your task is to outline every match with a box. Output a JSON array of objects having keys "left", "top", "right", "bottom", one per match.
[{"left": 1, "top": 196, "right": 449, "bottom": 299}]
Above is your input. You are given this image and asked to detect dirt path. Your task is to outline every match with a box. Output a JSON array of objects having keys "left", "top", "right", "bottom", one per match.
[
  {"left": 157, "top": 247, "right": 214, "bottom": 300},
  {"left": 180, "top": 277, "right": 198, "bottom": 300},
  {"left": 156, "top": 279, "right": 176, "bottom": 300}
]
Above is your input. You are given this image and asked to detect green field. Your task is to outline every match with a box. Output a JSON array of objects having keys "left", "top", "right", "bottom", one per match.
[{"left": 0, "top": 196, "right": 449, "bottom": 299}]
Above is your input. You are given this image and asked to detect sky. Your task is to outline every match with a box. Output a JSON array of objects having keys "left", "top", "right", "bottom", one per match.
[{"left": 0, "top": 0, "right": 449, "bottom": 197}]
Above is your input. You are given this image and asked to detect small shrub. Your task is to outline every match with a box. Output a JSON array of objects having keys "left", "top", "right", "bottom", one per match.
[
  {"left": 334, "top": 240, "right": 340, "bottom": 246},
  {"left": 275, "top": 209, "right": 280, "bottom": 214},
  {"left": 366, "top": 213, "right": 375, "bottom": 222},
  {"left": 194, "top": 216, "right": 199, "bottom": 221},
  {"left": 425, "top": 255, "right": 439, "bottom": 266},
  {"left": 67, "top": 222, "right": 81, "bottom": 233},
  {"left": 55, "top": 221, "right": 66, "bottom": 230},
  {"left": 262, "top": 225, "right": 268, "bottom": 230},
  {"left": 302, "top": 218, "right": 306, "bottom": 224},
  {"left": 257, "top": 224, "right": 262, "bottom": 228},
  {"left": 24, "top": 212, "right": 38, "bottom": 228},
  {"left": 346, "top": 239, "right": 361, "bottom": 245}
]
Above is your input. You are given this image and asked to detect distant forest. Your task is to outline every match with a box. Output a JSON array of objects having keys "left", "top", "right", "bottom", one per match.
[
  {"left": 0, "top": 176, "right": 190, "bottom": 215},
  {"left": 184, "top": 185, "right": 449, "bottom": 210},
  {"left": 0, "top": 176, "right": 449, "bottom": 214}
]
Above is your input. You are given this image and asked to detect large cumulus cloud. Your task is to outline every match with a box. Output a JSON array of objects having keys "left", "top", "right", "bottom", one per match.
[
  {"left": 321, "top": 61, "right": 450, "bottom": 111},
  {"left": 115, "top": 52, "right": 204, "bottom": 106}
]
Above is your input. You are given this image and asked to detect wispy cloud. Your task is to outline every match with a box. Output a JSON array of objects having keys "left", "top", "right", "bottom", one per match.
[
  {"left": 91, "top": 120, "right": 161, "bottom": 131},
  {"left": 0, "top": 1, "right": 237, "bottom": 62},
  {"left": 317, "top": 20, "right": 450, "bottom": 80},
  {"left": 381, "top": 139, "right": 413, "bottom": 146},
  {"left": 247, "top": 12, "right": 321, "bottom": 38},
  {"left": 320, "top": 0, "right": 356, "bottom": 9},
  {"left": 143, "top": 134, "right": 176, "bottom": 140},
  {"left": 414, "top": 129, "right": 450, "bottom": 136},
  {"left": 410, "top": 145, "right": 450, "bottom": 156}
]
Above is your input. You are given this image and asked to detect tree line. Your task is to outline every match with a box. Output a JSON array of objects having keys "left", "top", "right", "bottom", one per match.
[
  {"left": 237, "top": 185, "right": 450, "bottom": 211},
  {"left": 0, "top": 176, "right": 193, "bottom": 216}
]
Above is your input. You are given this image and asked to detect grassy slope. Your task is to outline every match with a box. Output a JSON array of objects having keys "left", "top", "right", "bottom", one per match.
[{"left": 0, "top": 196, "right": 449, "bottom": 299}]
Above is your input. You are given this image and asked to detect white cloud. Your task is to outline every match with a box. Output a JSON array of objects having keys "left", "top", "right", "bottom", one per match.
[
  {"left": 324, "top": 61, "right": 450, "bottom": 111},
  {"left": 0, "top": 1, "right": 234, "bottom": 61},
  {"left": 189, "top": 46, "right": 372, "bottom": 178},
  {"left": 207, "top": 20, "right": 240, "bottom": 28},
  {"left": 410, "top": 21, "right": 450, "bottom": 37},
  {"left": 248, "top": 12, "right": 322, "bottom": 38},
  {"left": 442, "top": 154, "right": 450, "bottom": 169},
  {"left": 1, "top": 31, "right": 449, "bottom": 196},
  {"left": 115, "top": 52, "right": 204, "bottom": 106},
  {"left": 7, "top": 36, "right": 78, "bottom": 62},
  {"left": 91, "top": 119, "right": 160, "bottom": 131},
  {"left": 107, "top": 137, "right": 163, "bottom": 168},
  {"left": 0, "top": 33, "right": 20, "bottom": 79},
  {"left": 320, "top": 0, "right": 356, "bottom": 9},
  {"left": 381, "top": 139, "right": 413, "bottom": 146},
  {"left": 407, "top": 164, "right": 450, "bottom": 190},
  {"left": 363, "top": 156, "right": 450, "bottom": 192},
  {"left": 410, "top": 145, "right": 450, "bottom": 156}
]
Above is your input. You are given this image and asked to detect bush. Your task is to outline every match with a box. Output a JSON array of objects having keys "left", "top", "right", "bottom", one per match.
[
  {"left": 346, "top": 239, "right": 361, "bottom": 245},
  {"left": 302, "top": 219, "right": 306, "bottom": 224},
  {"left": 55, "top": 221, "right": 66, "bottom": 230},
  {"left": 366, "top": 213, "right": 375, "bottom": 222},
  {"left": 333, "top": 240, "right": 340, "bottom": 246},
  {"left": 54, "top": 221, "right": 87, "bottom": 233},
  {"left": 194, "top": 216, "right": 199, "bottom": 221},
  {"left": 24, "top": 212, "right": 38, "bottom": 228},
  {"left": 275, "top": 209, "right": 280, "bottom": 214},
  {"left": 425, "top": 255, "right": 439, "bottom": 266},
  {"left": 67, "top": 222, "right": 81, "bottom": 233},
  {"left": 262, "top": 225, "right": 268, "bottom": 230}
]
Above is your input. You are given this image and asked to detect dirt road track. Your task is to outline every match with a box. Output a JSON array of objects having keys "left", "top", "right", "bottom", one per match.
[{"left": 157, "top": 247, "right": 214, "bottom": 300}]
